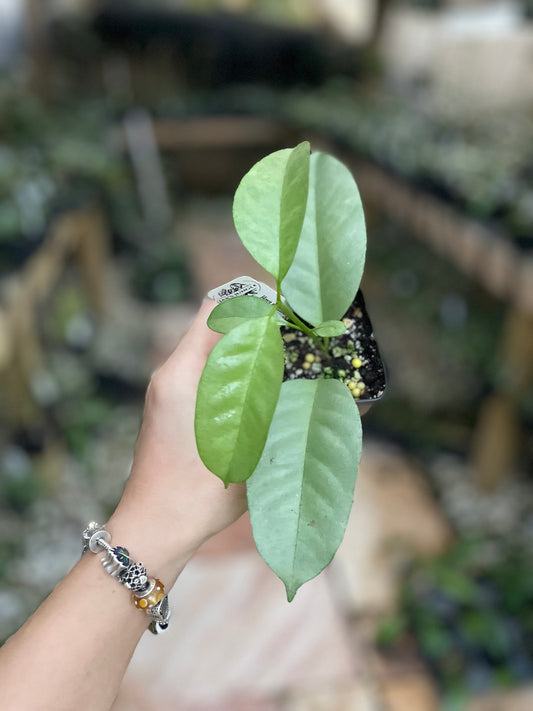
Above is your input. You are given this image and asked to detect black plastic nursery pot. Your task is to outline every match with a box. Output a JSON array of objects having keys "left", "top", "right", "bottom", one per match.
[
  {"left": 209, "top": 277, "right": 387, "bottom": 409},
  {"left": 281, "top": 289, "right": 387, "bottom": 407}
]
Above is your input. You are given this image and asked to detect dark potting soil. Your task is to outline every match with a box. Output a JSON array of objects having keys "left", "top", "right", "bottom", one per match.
[{"left": 281, "top": 290, "right": 386, "bottom": 403}]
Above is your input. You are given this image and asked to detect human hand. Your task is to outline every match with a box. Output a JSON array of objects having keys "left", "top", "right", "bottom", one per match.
[{"left": 107, "top": 299, "right": 247, "bottom": 586}]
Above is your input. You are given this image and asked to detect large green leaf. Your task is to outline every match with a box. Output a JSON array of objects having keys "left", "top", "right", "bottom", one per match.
[
  {"left": 207, "top": 295, "right": 274, "bottom": 334},
  {"left": 195, "top": 315, "right": 284, "bottom": 485},
  {"left": 233, "top": 142, "right": 310, "bottom": 280},
  {"left": 281, "top": 152, "right": 366, "bottom": 326},
  {"left": 247, "top": 378, "right": 362, "bottom": 600}
]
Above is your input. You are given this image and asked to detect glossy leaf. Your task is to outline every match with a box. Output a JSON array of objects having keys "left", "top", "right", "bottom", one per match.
[
  {"left": 282, "top": 152, "right": 366, "bottom": 326},
  {"left": 233, "top": 142, "right": 310, "bottom": 280},
  {"left": 195, "top": 315, "right": 284, "bottom": 485},
  {"left": 247, "top": 378, "right": 362, "bottom": 601},
  {"left": 207, "top": 295, "right": 274, "bottom": 334},
  {"left": 313, "top": 320, "right": 347, "bottom": 337}
]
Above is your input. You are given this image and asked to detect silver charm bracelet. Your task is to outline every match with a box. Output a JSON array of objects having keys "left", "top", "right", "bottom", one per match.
[{"left": 82, "top": 522, "right": 171, "bottom": 635}]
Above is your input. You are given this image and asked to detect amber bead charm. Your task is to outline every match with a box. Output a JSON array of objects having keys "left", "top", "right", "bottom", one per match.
[{"left": 132, "top": 579, "right": 165, "bottom": 610}]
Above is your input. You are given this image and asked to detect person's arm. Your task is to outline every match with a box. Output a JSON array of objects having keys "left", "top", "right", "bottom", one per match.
[{"left": 0, "top": 300, "right": 247, "bottom": 711}]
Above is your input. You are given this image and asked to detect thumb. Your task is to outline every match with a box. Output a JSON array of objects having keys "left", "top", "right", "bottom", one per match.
[{"left": 164, "top": 299, "right": 222, "bottom": 378}]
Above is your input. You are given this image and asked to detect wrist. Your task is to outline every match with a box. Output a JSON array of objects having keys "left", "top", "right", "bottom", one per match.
[{"left": 105, "top": 505, "right": 199, "bottom": 590}]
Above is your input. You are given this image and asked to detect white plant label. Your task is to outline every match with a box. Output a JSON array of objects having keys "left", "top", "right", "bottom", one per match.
[{"left": 208, "top": 276, "right": 278, "bottom": 305}]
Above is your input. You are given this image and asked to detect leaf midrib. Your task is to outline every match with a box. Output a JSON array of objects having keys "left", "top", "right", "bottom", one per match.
[
  {"left": 227, "top": 317, "right": 275, "bottom": 475},
  {"left": 289, "top": 381, "right": 322, "bottom": 577}
]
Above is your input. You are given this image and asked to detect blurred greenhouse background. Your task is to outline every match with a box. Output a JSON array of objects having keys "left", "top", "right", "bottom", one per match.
[{"left": 1, "top": 1, "right": 533, "bottom": 709}]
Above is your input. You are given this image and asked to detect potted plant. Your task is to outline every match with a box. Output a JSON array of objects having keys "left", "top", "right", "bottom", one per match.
[{"left": 194, "top": 141, "right": 386, "bottom": 600}]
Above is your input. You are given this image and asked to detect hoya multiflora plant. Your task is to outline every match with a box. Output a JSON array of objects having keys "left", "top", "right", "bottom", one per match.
[{"left": 194, "top": 141, "right": 367, "bottom": 600}]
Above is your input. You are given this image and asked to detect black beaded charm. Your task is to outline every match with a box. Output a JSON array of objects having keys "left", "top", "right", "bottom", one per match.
[{"left": 120, "top": 563, "right": 149, "bottom": 591}]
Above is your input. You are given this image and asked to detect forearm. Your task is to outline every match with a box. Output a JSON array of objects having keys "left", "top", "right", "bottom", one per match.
[{"left": 0, "top": 510, "right": 195, "bottom": 711}]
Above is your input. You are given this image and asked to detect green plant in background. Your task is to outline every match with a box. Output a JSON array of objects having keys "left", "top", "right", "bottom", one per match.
[
  {"left": 0, "top": 85, "right": 137, "bottom": 263},
  {"left": 378, "top": 537, "right": 533, "bottom": 696},
  {"left": 157, "top": 82, "right": 533, "bottom": 249},
  {"left": 194, "top": 141, "right": 367, "bottom": 600},
  {"left": 523, "top": 0, "right": 533, "bottom": 19},
  {"left": 400, "top": 0, "right": 444, "bottom": 9},
  {"left": 0, "top": 468, "right": 42, "bottom": 515},
  {"left": 130, "top": 244, "right": 191, "bottom": 303}
]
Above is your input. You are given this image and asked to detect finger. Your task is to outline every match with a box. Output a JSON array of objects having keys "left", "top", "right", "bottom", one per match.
[
  {"left": 181, "top": 298, "right": 221, "bottom": 358},
  {"left": 165, "top": 298, "right": 221, "bottom": 373},
  {"left": 186, "top": 298, "right": 220, "bottom": 351}
]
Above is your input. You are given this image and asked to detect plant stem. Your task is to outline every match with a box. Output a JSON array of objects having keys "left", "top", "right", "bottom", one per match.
[
  {"left": 277, "top": 299, "right": 328, "bottom": 356},
  {"left": 277, "top": 300, "right": 309, "bottom": 333},
  {"left": 279, "top": 320, "right": 303, "bottom": 332}
]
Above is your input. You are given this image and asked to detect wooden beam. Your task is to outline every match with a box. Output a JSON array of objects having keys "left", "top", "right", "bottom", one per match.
[
  {"left": 0, "top": 207, "right": 110, "bottom": 429},
  {"left": 109, "top": 116, "right": 289, "bottom": 152},
  {"left": 470, "top": 307, "right": 533, "bottom": 490}
]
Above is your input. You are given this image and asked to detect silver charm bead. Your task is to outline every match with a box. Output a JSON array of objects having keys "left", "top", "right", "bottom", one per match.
[
  {"left": 101, "top": 546, "right": 131, "bottom": 577},
  {"left": 82, "top": 522, "right": 105, "bottom": 554},
  {"left": 149, "top": 620, "right": 170, "bottom": 635},
  {"left": 120, "top": 562, "right": 149, "bottom": 591},
  {"left": 147, "top": 594, "right": 171, "bottom": 633},
  {"left": 87, "top": 529, "right": 112, "bottom": 553},
  {"left": 146, "top": 594, "right": 171, "bottom": 625},
  {"left": 82, "top": 521, "right": 102, "bottom": 540}
]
